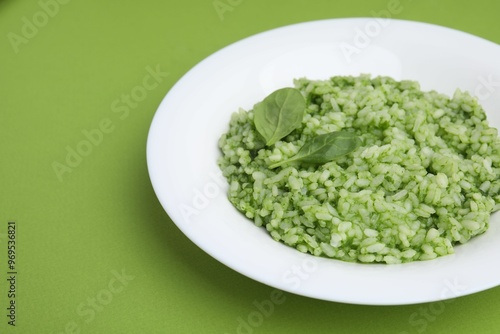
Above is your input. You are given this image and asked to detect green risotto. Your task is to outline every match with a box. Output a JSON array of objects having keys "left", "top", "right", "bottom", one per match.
[{"left": 217, "top": 75, "right": 500, "bottom": 264}]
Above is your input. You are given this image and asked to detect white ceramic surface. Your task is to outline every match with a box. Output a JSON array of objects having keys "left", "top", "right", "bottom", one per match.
[{"left": 147, "top": 18, "right": 500, "bottom": 305}]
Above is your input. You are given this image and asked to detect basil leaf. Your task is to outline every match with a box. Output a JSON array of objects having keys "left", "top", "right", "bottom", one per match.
[
  {"left": 253, "top": 88, "right": 305, "bottom": 146},
  {"left": 269, "top": 131, "right": 361, "bottom": 168}
]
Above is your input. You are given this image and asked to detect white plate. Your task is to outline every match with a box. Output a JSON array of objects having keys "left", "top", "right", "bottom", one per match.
[{"left": 147, "top": 18, "right": 500, "bottom": 305}]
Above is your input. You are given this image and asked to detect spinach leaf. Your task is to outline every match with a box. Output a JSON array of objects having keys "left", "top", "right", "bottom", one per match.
[
  {"left": 269, "top": 131, "right": 361, "bottom": 168},
  {"left": 253, "top": 88, "right": 305, "bottom": 146}
]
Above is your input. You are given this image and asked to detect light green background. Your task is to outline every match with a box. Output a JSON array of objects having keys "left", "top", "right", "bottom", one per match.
[{"left": 1, "top": 0, "right": 499, "bottom": 333}]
